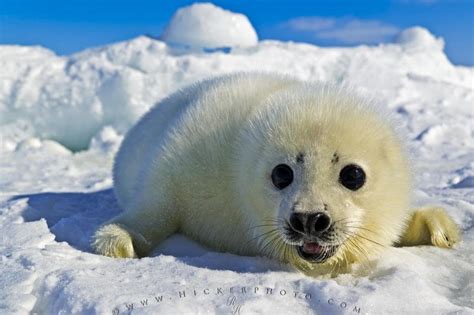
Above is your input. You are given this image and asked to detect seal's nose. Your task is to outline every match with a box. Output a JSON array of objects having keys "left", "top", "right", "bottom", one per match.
[
  {"left": 289, "top": 212, "right": 331, "bottom": 235},
  {"left": 289, "top": 212, "right": 305, "bottom": 233},
  {"left": 309, "top": 212, "right": 331, "bottom": 233}
]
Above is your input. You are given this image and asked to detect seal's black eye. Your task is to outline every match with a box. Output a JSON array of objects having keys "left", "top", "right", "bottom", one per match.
[
  {"left": 271, "top": 164, "right": 294, "bottom": 190},
  {"left": 339, "top": 164, "right": 366, "bottom": 191}
]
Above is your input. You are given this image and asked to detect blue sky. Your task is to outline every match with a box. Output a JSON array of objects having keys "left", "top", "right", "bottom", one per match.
[{"left": 1, "top": 0, "right": 473, "bottom": 65}]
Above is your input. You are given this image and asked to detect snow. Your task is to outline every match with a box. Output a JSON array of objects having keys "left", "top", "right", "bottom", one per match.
[
  {"left": 395, "top": 27, "right": 444, "bottom": 50},
  {"left": 0, "top": 7, "right": 473, "bottom": 314},
  {"left": 1, "top": 28, "right": 471, "bottom": 153},
  {"left": 161, "top": 3, "right": 258, "bottom": 49}
]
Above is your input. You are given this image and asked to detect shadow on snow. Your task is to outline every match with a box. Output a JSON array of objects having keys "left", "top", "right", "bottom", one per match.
[{"left": 9, "top": 190, "right": 292, "bottom": 274}]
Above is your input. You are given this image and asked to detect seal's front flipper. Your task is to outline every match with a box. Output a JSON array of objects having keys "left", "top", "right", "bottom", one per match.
[
  {"left": 92, "top": 222, "right": 151, "bottom": 258},
  {"left": 397, "top": 206, "right": 460, "bottom": 248}
]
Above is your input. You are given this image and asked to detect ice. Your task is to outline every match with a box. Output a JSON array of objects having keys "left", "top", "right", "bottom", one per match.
[
  {"left": 0, "top": 25, "right": 471, "bottom": 152},
  {"left": 161, "top": 3, "right": 258, "bottom": 49},
  {"left": 0, "top": 5, "right": 473, "bottom": 315},
  {"left": 395, "top": 26, "right": 444, "bottom": 50}
]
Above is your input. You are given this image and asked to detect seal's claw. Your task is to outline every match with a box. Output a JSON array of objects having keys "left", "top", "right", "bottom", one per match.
[{"left": 426, "top": 207, "right": 460, "bottom": 248}]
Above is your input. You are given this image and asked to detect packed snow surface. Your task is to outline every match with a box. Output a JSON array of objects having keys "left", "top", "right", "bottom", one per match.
[
  {"left": 161, "top": 3, "right": 258, "bottom": 49},
  {"left": 1, "top": 21, "right": 473, "bottom": 315}
]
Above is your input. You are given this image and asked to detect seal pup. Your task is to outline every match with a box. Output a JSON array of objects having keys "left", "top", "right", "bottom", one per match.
[{"left": 92, "top": 73, "right": 460, "bottom": 276}]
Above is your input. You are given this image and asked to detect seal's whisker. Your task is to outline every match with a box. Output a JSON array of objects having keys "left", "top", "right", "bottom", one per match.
[
  {"left": 272, "top": 239, "right": 285, "bottom": 261},
  {"left": 334, "top": 217, "right": 353, "bottom": 224},
  {"left": 350, "top": 238, "right": 370, "bottom": 264},
  {"left": 335, "top": 219, "right": 366, "bottom": 226},
  {"left": 260, "top": 217, "right": 281, "bottom": 223},
  {"left": 267, "top": 239, "right": 281, "bottom": 260},
  {"left": 340, "top": 229, "right": 386, "bottom": 248},
  {"left": 260, "top": 233, "right": 282, "bottom": 258},
  {"left": 246, "top": 228, "right": 279, "bottom": 246},
  {"left": 343, "top": 225, "right": 382, "bottom": 236},
  {"left": 272, "top": 238, "right": 286, "bottom": 260},
  {"left": 283, "top": 243, "right": 292, "bottom": 263},
  {"left": 279, "top": 241, "right": 287, "bottom": 262},
  {"left": 344, "top": 238, "right": 372, "bottom": 271},
  {"left": 246, "top": 224, "right": 279, "bottom": 231}
]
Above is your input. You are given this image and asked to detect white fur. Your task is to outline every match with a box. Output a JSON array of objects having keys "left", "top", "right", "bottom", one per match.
[{"left": 92, "top": 73, "right": 459, "bottom": 277}]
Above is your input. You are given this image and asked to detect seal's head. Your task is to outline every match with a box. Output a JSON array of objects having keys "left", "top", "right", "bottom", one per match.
[{"left": 236, "top": 84, "right": 411, "bottom": 274}]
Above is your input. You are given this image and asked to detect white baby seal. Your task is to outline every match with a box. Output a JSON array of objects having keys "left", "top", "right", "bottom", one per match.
[{"left": 92, "top": 73, "right": 460, "bottom": 276}]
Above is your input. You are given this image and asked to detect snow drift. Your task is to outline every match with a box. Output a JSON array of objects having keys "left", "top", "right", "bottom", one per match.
[
  {"left": 0, "top": 4, "right": 473, "bottom": 315},
  {"left": 0, "top": 25, "right": 471, "bottom": 152}
]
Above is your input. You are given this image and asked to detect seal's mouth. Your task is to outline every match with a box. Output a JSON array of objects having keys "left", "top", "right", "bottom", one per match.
[
  {"left": 296, "top": 241, "right": 338, "bottom": 263},
  {"left": 281, "top": 217, "right": 341, "bottom": 263}
]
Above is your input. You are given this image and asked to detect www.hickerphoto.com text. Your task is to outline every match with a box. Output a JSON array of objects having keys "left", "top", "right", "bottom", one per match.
[{"left": 112, "top": 286, "right": 362, "bottom": 314}]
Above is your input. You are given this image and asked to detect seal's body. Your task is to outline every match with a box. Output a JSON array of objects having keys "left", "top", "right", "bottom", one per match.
[{"left": 93, "top": 73, "right": 459, "bottom": 276}]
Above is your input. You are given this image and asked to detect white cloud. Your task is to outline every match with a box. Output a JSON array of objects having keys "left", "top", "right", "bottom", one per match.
[
  {"left": 317, "top": 19, "right": 400, "bottom": 43},
  {"left": 283, "top": 17, "right": 400, "bottom": 44},
  {"left": 283, "top": 17, "right": 336, "bottom": 31}
]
